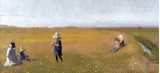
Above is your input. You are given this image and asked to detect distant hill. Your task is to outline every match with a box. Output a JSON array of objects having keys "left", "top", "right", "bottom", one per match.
[{"left": 0, "top": 25, "right": 14, "bottom": 28}]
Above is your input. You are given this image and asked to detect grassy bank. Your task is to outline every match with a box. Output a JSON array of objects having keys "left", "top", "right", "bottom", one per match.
[{"left": 134, "top": 35, "right": 159, "bottom": 63}]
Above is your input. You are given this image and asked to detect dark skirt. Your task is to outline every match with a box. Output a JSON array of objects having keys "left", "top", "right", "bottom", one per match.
[{"left": 54, "top": 47, "right": 62, "bottom": 56}]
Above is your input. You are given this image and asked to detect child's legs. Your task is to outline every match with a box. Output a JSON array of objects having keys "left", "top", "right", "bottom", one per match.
[
  {"left": 55, "top": 54, "right": 59, "bottom": 63},
  {"left": 58, "top": 55, "right": 63, "bottom": 62}
]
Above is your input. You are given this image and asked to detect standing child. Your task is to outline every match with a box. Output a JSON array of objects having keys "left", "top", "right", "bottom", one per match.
[{"left": 52, "top": 32, "right": 63, "bottom": 63}]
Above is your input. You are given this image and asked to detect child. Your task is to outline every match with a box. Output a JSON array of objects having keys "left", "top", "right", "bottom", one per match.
[
  {"left": 19, "top": 47, "right": 29, "bottom": 63},
  {"left": 52, "top": 32, "right": 63, "bottom": 63},
  {"left": 4, "top": 42, "right": 18, "bottom": 67},
  {"left": 112, "top": 34, "right": 125, "bottom": 53}
]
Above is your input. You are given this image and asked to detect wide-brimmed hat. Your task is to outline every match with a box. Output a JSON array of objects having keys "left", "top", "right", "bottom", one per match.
[
  {"left": 20, "top": 47, "right": 25, "bottom": 52},
  {"left": 53, "top": 32, "right": 61, "bottom": 39}
]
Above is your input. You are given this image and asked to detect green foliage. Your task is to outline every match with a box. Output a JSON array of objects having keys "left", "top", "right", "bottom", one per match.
[{"left": 134, "top": 35, "right": 159, "bottom": 64}]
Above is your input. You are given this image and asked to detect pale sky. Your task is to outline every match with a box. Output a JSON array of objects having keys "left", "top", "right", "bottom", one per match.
[{"left": 0, "top": 0, "right": 158, "bottom": 27}]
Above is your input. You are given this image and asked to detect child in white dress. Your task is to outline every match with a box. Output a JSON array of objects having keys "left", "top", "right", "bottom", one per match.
[{"left": 4, "top": 42, "right": 18, "bottom": 67}]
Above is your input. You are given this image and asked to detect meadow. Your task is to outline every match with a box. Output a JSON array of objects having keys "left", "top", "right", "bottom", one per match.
[{"left": 0, "top": 27, "right": 158, "bottom": 73}]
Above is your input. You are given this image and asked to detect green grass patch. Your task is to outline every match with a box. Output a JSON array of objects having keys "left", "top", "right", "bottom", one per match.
[{"left": 134, "top": 35, "right": 159, "bottom": 64}]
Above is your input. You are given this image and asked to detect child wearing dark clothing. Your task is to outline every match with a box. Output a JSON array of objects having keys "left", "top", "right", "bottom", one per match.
[
  {"left": 19, "top": 48, "right": 29, "bottom": 62},
  {"left": 52, "top": 32, "right": 63, "bottom": 63},
  {"left": 54, "top": 39, "right": 63, "bottom": 63}
]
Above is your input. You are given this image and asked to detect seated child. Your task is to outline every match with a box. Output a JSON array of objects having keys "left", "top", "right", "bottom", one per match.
[
  {"left": 19, "top": 47, "right": 29, "bottom": 62},
  {"left": 112, "top": 34, "right": 126, "bottom": 53}
]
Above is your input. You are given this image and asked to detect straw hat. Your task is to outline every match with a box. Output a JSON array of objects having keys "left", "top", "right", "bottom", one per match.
[
  {"left": 20, "top": 47, "right": 25, "bottom": 52},
  {"left": 53, "top": 32, "right": 61, "bottom": 39}
]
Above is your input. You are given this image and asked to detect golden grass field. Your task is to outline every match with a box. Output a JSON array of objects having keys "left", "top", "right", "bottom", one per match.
[{"left": 0, "top": 27, "right": 158, "bottom": 73}]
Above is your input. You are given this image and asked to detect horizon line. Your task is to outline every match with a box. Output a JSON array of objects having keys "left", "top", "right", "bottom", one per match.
[{"left": 0, "top": 24, "right": 158, "bottom": 28}]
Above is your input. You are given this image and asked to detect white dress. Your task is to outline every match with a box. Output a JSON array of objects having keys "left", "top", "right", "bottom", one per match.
[{"left": 4, "top": 47, "right": 17, "bottom": 67}]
